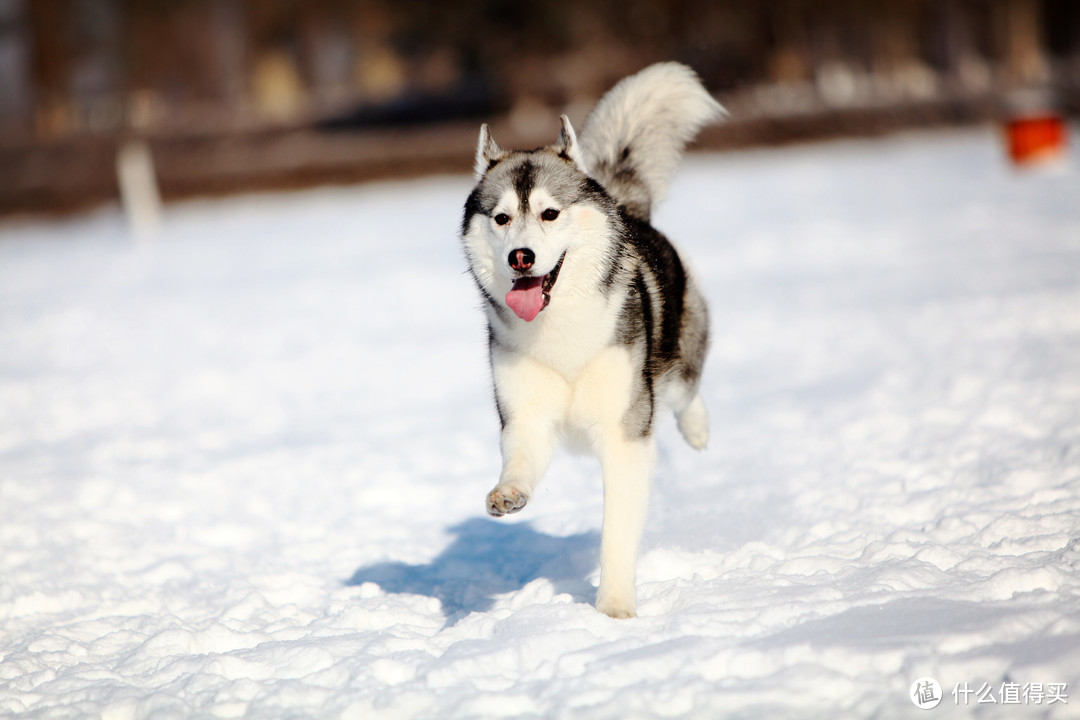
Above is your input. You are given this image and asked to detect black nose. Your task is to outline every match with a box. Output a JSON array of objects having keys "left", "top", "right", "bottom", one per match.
[{"left": 508, "top": 247, "right": 535, "bottom": 271}]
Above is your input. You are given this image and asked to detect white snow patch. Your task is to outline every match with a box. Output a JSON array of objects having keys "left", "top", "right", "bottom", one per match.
[{"left": 2, "top": 128, "right": 1079, "bottom": 717}]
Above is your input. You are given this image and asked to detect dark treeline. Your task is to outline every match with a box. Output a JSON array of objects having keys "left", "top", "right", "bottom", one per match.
[{"left": 1, "top": 0, "right": 1078, "bottom": 144}]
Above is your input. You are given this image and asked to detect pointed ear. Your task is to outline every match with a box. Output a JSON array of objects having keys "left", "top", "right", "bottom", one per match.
[
  {"left": 554, "top": 115, "right": 587, "bottom": 173},
  {"left": 474, "top": 124, "right": 501, "bottom": 180}
]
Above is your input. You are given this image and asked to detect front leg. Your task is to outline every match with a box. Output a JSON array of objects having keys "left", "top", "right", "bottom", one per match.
[
  {"left": 487, "top": 420, "right": 554, "bottom": 516},
  {"left": 487, "top": 350, "right": 569, "bottom": 517},
  {"left": 595, "top": 434, "right": 656, "bottom": 618},
  {"left": 569, "top": 345, "right": 656, "bottom": 618}
]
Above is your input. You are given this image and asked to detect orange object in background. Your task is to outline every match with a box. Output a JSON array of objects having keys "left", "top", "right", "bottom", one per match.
[{"left": 1005, "top": 114, "right": 1067, "bottom": 165}]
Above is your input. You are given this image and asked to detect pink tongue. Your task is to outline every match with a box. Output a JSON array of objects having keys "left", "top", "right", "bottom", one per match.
[{"left": 505, "top": 276, "right": 546, "bottom": 322}]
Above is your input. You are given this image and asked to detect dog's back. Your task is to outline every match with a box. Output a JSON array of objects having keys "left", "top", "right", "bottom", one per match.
[{"left": 579, "top": 63, "right": 722, "bottom": 445}]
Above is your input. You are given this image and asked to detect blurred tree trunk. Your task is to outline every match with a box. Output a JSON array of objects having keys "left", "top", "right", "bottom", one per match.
[
  {"left": 26, "top": 0, "right": 72, "bottom": 138},
  {"left": 997, "top": 0, "right": 1049, "bottom": 84}
]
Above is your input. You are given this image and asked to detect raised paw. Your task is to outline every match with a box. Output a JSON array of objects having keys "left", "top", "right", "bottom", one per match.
[
  {"left": 486, "top": 486, "right": 528, "bottom": 517},
  {"left": 676, "top": 395, "right": 709, "bottom": 451}
]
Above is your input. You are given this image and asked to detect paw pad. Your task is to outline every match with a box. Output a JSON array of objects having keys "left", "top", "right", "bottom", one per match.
[{"left": 486, "top": 487, "right": 528, "bottom": 517}]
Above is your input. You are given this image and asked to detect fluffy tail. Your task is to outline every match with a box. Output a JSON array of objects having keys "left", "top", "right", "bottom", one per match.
[{"left": 578, "top": 62, "right": 725, "bottom": 220}]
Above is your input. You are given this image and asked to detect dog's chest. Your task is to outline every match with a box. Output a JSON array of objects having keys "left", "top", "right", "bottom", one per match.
[{"left": 497, "top": 294, "right": 619, "bottom": 380}]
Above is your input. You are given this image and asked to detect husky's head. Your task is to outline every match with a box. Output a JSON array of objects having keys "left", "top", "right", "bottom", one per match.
[{"left": 461, "top": 116, "right": 615, "bottom": 323}]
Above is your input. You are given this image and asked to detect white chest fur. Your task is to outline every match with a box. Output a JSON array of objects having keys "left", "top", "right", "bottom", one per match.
[{"left": 495, "top": 290, "right": 619, "bottom": 381}]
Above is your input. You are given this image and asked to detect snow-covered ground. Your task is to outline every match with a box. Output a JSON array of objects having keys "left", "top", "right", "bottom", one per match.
[{"left": 1, "top": 128, "right": 1079, "bottom": 719}]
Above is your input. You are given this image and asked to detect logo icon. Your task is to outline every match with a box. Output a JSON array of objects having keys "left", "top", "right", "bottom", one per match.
[{"left": 911, "top": 677, "right": 943, "bottom": 709}]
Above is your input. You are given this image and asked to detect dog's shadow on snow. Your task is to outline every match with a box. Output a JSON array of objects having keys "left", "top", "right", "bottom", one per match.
[{"left": 346, "top": 518, "right": 599, "bottom": 625}]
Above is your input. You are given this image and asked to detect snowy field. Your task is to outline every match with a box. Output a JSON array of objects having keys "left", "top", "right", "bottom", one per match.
[{"left": 2, "top": 127, "right": 1079, "bottom": 719}]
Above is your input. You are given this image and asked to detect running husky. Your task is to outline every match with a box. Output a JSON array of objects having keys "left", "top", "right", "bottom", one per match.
[{"left": 460, "top": 63, "right": 724, "bottom": 618}]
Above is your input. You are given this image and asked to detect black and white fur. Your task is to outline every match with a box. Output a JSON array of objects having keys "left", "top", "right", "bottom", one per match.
[{"left": 460, "top": 63, "right": 724, "bottom": 618}]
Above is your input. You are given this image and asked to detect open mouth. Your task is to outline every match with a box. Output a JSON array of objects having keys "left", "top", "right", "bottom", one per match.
[{"left": 504, "top": 251, "right": 566, "bottom": 322}]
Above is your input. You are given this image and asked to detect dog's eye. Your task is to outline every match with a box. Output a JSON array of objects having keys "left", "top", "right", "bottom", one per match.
[
  {"left": 494, "top": 213, "right": 510, "bottom": 226},
  {"left": 541, "top": 208, "right": 560, "bottom": 222}
]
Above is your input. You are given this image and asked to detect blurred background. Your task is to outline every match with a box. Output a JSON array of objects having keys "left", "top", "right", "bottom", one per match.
[{"left": 1, "top": 0, "right": 1078, "bottom": 217}]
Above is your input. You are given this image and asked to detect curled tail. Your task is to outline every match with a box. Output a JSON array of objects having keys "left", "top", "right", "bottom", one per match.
[{"left": 578, "top": 62, "right": 725, "bottom": 221}]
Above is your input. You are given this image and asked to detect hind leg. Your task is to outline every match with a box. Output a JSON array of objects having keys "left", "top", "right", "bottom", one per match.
[
  {"left": 665, "top": 376, "right": 709, "bottom": 451},
  {"left": 676, "top": 392, "right": 709, "bottom": 451}
]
